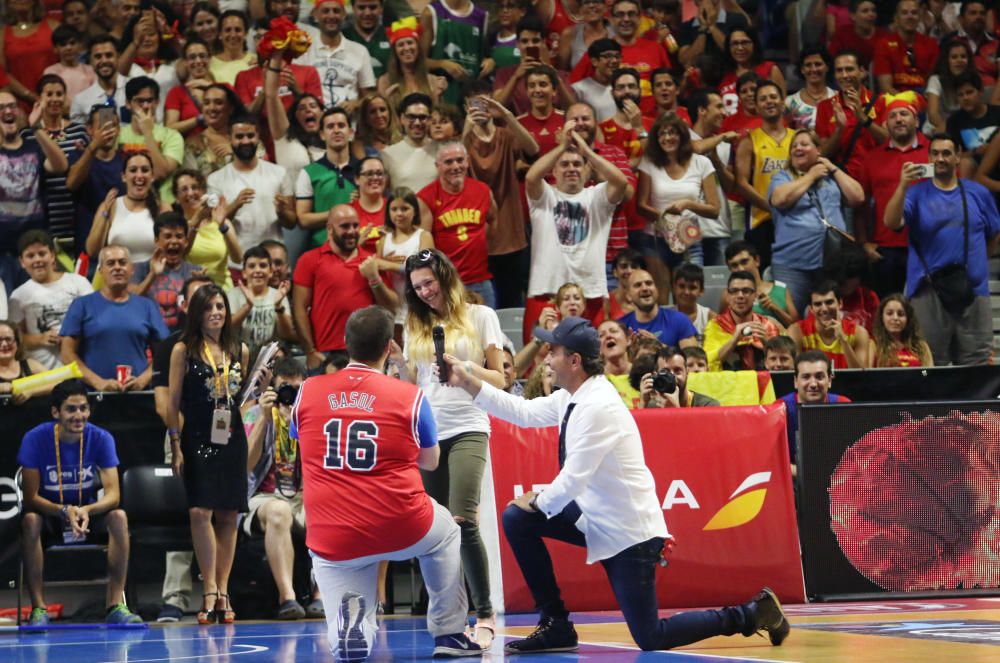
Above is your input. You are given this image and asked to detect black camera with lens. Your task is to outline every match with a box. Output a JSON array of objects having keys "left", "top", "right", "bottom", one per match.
[
  {"left": 276, "top": 383, "right": 300, "bottom": 406},
  {"left": 651, "top": 370, "right": 677, "bottom": 394}
]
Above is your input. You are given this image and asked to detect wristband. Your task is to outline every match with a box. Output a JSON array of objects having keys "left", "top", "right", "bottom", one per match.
[
  {"left": 528, "top": 494, "right": 540, "bottom": 512},
  {"left": 274, "top": 305, "right": 286, "bottom": 313},
  {"left": 268, "top": 66, "right": 282, "bottom": 73},
  {"left": 368, "top": 279, "right": 382, "bottom": 290},
  {"left": 197, "top": 114, "right": 206, "bottom": 128},
  {"left": 60, "top": 505, "right": 69, "bottom": 521},
  {"left": 218, "top": 223, "right": 230, "bottom": 234}
]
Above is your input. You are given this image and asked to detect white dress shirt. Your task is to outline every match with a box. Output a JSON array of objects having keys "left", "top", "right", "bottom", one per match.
[{"left": 474, "top": 375, "right": 668, "bottom": 563}]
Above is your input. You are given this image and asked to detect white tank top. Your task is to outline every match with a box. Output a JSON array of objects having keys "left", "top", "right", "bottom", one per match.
[
  {"left": 108, "top": 197, "right": 156, "bottom": 263},
  {"left": 382, "top": 228, "right": 425, "bottom": 323}
]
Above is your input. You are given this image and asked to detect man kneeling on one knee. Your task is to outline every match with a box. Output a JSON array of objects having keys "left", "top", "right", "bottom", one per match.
[
  {"left": 246, "top": 357, "right": 324, "bottom": 619},
  {"left": 18, "top": 380, "right": 142, "bottom": 626}
]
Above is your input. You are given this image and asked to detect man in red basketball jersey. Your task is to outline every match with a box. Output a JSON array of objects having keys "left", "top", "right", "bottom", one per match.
[
  {"left": 418, "top": 142, "right": 498, "bottom": 308},
  {"left": 292, "top": 306, "right": 483, "bottom": 660}
]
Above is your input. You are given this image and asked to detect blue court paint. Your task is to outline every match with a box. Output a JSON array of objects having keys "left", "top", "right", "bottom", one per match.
[{"left": 0, "top": 615, "right": 771, "bottom": 662}]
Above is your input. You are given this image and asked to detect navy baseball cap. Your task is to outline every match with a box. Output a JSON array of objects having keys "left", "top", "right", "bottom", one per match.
[{"left": 533, "top": 316, "right": 601, "bottom": 358}]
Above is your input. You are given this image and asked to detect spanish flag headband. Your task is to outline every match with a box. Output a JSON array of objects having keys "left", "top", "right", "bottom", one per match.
[
  {"left": 387, "top": 16, "right": 422, "bottom": 45},
  {"left": 883, "top": 90, "right": 925, "bottom": 117}
]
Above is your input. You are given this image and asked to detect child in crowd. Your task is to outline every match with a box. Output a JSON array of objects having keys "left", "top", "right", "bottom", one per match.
[
  {"left": 129, "top": 213, "right": 202, "bottom": 332},
  {"left": 227, "top": 245, "right": 295, "bottom": 363},
  {"left": 682, "top": 346, "right": 709, "bottom": 373},
  {"left": 670, "top": 262, "right": 716, "bottom": 344},
  {"left": 764, "top": 336, "right": 796, "bottom": 371},
  {"left": 43, "top": 25, "right": 95, "bottom": 103}
]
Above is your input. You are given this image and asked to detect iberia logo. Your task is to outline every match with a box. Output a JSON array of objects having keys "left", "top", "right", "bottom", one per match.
[{"left": 703, "top": 472, "right": 771, "bottom": 531}]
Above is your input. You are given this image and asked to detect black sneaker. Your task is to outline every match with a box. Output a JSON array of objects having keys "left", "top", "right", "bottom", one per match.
[
  {"left": 752, "top": 588, "right": 790, "bottom": 646},
  {"left": 504, "top": 616, "right": 579, "bottom": 654}
]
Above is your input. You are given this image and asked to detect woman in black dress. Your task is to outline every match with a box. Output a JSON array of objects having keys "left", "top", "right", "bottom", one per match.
[{"left": 166, "top": 285, "right": 249, "bottom": 624}]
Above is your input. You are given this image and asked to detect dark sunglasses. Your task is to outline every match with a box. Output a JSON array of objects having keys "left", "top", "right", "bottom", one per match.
[{"left": 405, "top": 249, "right": 438, "bottom": 271}]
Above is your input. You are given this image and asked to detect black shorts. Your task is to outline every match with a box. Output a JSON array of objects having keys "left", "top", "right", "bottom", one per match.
[{"left": 30, "top": 510, "right": 112, "bottom": 548}]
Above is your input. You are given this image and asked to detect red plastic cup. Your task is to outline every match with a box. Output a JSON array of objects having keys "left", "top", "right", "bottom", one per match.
[{"left": 116, "top": 364, "right": 133, "bottom": 385}]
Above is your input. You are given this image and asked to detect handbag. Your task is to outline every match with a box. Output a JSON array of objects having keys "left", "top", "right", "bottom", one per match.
[
  {"left": 912, "top": 180, "right": 976, "bottom": 317},
  {"left": 807, "top": 185, "right": 856, "bottom": 271}
]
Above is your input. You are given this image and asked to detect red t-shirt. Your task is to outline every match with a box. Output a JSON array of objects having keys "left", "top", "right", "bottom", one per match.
[
  {"left": 570, "top": 39, "right": 672, "bottom": 99},
  {"left": 856, "top": 133, "right": 930, "bottom": 248},
  {"left": 720, "top": 62, "right": 778, "bottom": 116},
  {"left": 164, "top": 85, "right": 204, "bottom": 136},
  {"left": 294, "top": 364, "right": 435, "bottom": 561},
  {"left": 517, "top": 110, "right": 565, "bottom": 157},
  {"left": 814, "top": 88, "right": 879, "bottom": 177},
  {"left": 593, "top": 141, "right": 638, "bottom": 249},
  {"left": 418, "top": 178, "right": 493, "bottom": 285},
  {"left": 828, "top": 27, "right": 889, "bottom": 68},
  {"left": 351, "top": 198, "right": 387, "bottom": 253},
  {"left": 234, "top": 64, "right": 323, "bottom": 113},
  {"left": 544, "top": 0, "right": 578, "bottom": 52},
  {"left": 598, "top": 116, "right": 653, "bottom": 161},
  {"left": 292, "top": 243, "right": 376, "bottom": 351},
  {"left": 872, "top": 32, "right": 939, "bottom": 92}
]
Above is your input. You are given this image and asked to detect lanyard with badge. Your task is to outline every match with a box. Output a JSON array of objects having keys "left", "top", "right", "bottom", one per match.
[
  {"left": 204, "top": 341, "right": 232, "bottom": 446},
  {"left": 272, "top": 408, "right": 299, "bottom": 496},
  {"left": 54, "top": 424, "right": 86, "bottom": 543}
]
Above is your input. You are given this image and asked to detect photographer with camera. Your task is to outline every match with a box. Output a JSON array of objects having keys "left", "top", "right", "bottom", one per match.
[
  {"left": 244, "top": 357, "right": 324, "bottom": 620},
  {"left": 632, "top": 346, "right": 719, "bottom": 408}
]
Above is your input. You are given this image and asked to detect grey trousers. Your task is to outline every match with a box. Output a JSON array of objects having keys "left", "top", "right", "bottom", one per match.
[
  {"left": 312, "top": 500, "right": 467, "bottom": 659},
  {"left": 911, "top": 288, "right": 993, "bottom": 366},
  {"left": 163, "top": 435, "right": 193, "bottom": 609}
]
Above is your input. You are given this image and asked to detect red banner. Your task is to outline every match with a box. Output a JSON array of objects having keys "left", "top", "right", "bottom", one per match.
[{"left": 488, "top": 403, "right": 806, "bottom": 612}]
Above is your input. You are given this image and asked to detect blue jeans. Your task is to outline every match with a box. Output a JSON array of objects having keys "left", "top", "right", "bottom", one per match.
[
  {"left": 502, "top": 503, "right": 754, "bottom": 650},
  {"left": 770, "top": 263, "right": 821, "bottom": 318},
  {"left": 465, "top": 279, "right": 496, "bottom": 309}
]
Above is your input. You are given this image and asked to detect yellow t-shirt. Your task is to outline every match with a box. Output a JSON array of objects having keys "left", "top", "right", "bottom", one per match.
[
  {"left": 188, "top": 221, "right": 233, "bottom": 289},
  {"left": 606, "top": 372, "right": 642, "bottom": 410}
]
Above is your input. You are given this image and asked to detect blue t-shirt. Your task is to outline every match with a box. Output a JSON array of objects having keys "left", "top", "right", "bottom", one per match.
[
  {"left": 70, "top": 152, "right": 124, "bottom": 254},
  {"left": 769, "top": 170, "right": 848, "bottom": 271},
  {"left": 17, "top": 422, "right": 119, "bottom": 506},
  {"left": 780, "top": 392, "right": 850, "bottom": 463},
  {"left": 903, "top": 179, "right": 1000, "bottom": 298},
  {"left": 60, "top": 291, "right": 169, "bottom": 379},
  {"left": 619, "top": 308, "right": 698, "bottom": 346}
]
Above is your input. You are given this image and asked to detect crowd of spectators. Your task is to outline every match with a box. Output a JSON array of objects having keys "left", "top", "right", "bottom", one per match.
[{"left": 4, "top": 0, "right": 1000, "bottom": 629}]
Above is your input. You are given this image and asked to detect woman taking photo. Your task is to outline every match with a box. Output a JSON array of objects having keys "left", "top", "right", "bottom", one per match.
[
  {"left": 119, "top": 9, "right": 180, "bottom": 118},
  {"left": 0, "top": 321, "right": 45, "bottom": 404},
  {"left": 377, "top": 19, "right": 447, "bottom": 109},
  {"left": 165, "top": 39, "right": 216, "bottom": 137},
  {"left": 390, "top": 249, "right": 504, "bottom": 648},
  {"left": 768, "top": 128, "right": 864, "bottom": 314},
  {"left": 87, "top": 152, "right": 159, "bottom": 262},
  {"left": 183, "top": 84, "right": 247, "bottom": 176},
  {"left": 167, "top": 284, "right": 249, "bottom": 625},
  {"left": 869, "top": 294, "right": 934, "bottom": 367},
  {"left": 210, "top": 10, "right": 256, "bottom": 85},
  {"left": 637, "top": 112, "right": 721, "bottom": 289},
  {"left": 171, "top": 169, "right": 242, "bottom": 289}
]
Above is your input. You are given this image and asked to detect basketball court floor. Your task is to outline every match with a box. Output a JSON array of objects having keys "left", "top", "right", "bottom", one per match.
[{"left": 2, "top": 597, "right": 999, "bottom": 661}]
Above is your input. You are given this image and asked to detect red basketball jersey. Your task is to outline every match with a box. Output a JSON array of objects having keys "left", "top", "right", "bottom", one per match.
[
  {"left": 419, "top": 178, "right": 492, "bottom": 285},
  {"left": 293, "top": 364, "right": 434, "bottom": 561}
]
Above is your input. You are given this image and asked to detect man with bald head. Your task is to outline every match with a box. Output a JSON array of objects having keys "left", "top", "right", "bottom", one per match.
[
  {"left": 418, "top": 141, "right": 498, "bottom": 307},
  {"left": 293, "top": 204, "right": 398, "bottom": 371},
  {"left": 619, "top": 269, "right": 698, "bottom": 348}
]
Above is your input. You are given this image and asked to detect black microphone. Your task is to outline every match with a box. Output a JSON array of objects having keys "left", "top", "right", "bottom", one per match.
[{"left": 432, "top": 325, "right": 450, "bottom": 384}]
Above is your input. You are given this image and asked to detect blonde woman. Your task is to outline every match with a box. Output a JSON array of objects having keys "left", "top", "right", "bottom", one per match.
[{"left": 389, "top": 249, "right": 503, "bottom": 648}]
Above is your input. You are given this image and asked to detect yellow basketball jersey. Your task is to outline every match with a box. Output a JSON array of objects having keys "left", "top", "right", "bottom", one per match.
[{"left": 749, "top": 127, "right": 793, "bottom": 229}]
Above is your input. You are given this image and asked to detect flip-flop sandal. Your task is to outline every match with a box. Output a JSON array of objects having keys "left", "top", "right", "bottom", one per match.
[{"left": 474, "top": 622, "right": 495, "bottom": 649}]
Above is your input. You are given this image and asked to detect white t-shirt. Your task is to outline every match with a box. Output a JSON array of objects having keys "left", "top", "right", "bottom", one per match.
[
  {"left": 382, "top": 140, "right": 438, "bottom": 193},
  {"left": 571, "top": 78, "right": 616, "bottom": 122},
  {"left": 527, "top": 181, "right": 616, "bottom": 299},
  {"left": 687, "top": 129, "right": 732, "bottom": 239},
  {"left": 109, "top": 196, "right": 156, "bottom": 263},
  {"left": 637, "top": 153, "right": 717, "bottom": 237},
  {"left": 303, "top": 37, "right": 376, "bottom": 108},
  {"left": 208, "top": 161, "right": 293, "bottom": 263},
  {"left": 405, "top": 304, "right": 505, "bottom": 439},
  {"left": 10, "top": 274, "right": 93, "bottom": 370}
]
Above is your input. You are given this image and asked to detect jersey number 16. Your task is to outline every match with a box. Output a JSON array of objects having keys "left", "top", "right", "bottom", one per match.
[{"left": 323, "top": 418, "right": 379, "bottom": 471}]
